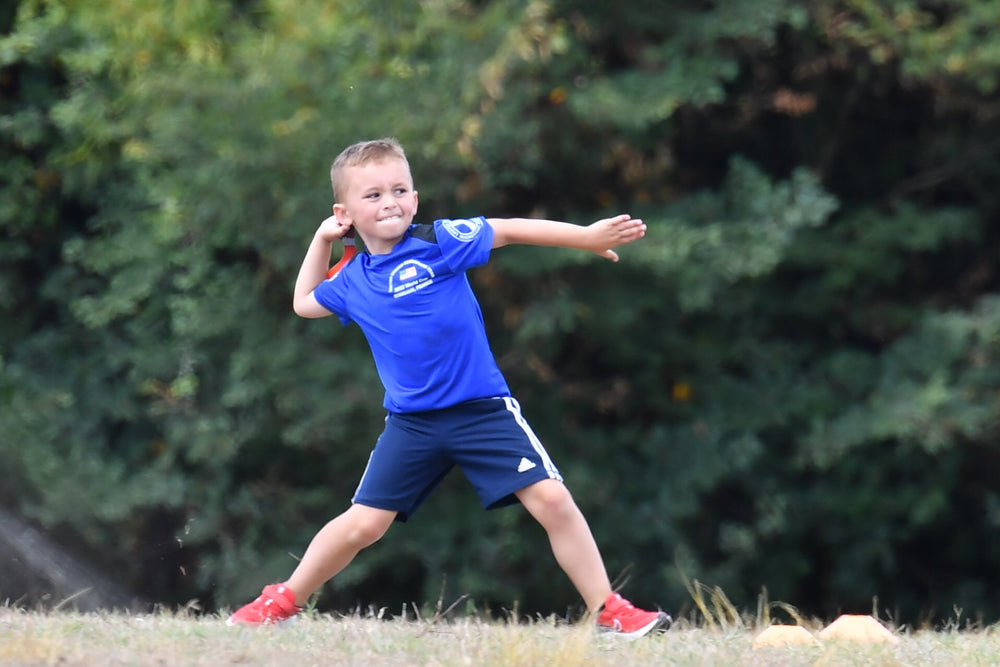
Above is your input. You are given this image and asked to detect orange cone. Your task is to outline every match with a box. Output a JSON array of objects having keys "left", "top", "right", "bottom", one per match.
[{"left": 818, "top": 614, "right": 899, "bottom": 644}]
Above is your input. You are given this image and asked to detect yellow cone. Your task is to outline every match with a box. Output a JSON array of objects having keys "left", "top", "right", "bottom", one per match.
[
  {"left": 752, "top": 625, "right": 820, "bottom": 649},
  {"left": 818, "top": 614, "right": 899, "bottom": 644}
]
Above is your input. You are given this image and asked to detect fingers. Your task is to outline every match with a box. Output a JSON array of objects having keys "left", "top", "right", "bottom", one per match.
[
  {"left": 615, "top": 215, "right": 646, "bottom": 235},
  {"left": 599, "top": 214, "right": 646, "bottom": 242},
  {"left": 318, "top": 214, "right": 353, "bottom": 241}
]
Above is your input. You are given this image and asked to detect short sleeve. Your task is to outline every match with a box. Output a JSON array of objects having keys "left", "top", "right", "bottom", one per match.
[
  {"left": 433, "top": 216, "right": 493, "bottom": 272},
  {"left": 312, "top": 272, "right": 352, "bottom": 324}
]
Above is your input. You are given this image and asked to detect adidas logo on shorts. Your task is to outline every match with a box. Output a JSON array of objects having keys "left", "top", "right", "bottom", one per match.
[{"left": 517, "top": 457, "right": 536, "bottom": 473}]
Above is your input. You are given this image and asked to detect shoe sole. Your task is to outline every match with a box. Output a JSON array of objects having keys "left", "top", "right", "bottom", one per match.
[
  {"left": 598, "top": 612, "right": 672, "bottom": 640},
  {"left": 226, "top": 614, "right": 298, "bottom": 628}
]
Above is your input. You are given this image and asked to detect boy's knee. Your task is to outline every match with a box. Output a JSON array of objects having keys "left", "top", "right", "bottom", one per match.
[
  {"left": 343, "top": 507, "right": 393, "bottom": 548},
  {"left": 521, "top": 480, "right": 578, "bottom": 520}
]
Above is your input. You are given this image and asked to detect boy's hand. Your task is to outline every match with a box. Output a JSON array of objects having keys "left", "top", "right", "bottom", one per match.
[
  {"left": 317, "top": 214, "right": 353, "bottom": 243},
  {"left": 588, "top": 214, "right": 646, "bottom": 262}
]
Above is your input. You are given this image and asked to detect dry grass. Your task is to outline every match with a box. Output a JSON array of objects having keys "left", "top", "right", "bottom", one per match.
[{"left": 3, "top": 605, "right": 1000, "bottom": 666}]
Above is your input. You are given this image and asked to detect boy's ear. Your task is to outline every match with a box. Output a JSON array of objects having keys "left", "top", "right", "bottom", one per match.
[{"left": 333, "top": 203, "right": 350, "bottom": 224}]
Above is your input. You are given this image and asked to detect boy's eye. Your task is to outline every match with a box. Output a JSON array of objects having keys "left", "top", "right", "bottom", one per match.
[{"left": 394, "top": 188, "right": 408, "bottom": 196}]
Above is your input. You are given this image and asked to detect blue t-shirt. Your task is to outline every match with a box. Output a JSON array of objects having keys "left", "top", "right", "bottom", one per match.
[{"left": 313, "top": 216, "right": 511, "bottom": 413}]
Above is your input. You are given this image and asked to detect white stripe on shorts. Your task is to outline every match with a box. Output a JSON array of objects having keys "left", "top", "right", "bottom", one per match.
[
  {"left": 502, "top": 396, "right": 563, "bottom": 482},
  {"left": 352, "top": 449, "right": 375, "bottom": 504}
]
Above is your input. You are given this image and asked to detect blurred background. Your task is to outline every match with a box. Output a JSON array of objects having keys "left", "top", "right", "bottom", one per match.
[{"left": 2, "top": 0, "right": 999, "bottom": 625}]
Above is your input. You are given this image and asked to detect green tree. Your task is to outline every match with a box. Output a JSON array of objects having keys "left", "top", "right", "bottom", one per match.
[{"left": 2, "top": 0, "right": 1000, "bottom": 624}]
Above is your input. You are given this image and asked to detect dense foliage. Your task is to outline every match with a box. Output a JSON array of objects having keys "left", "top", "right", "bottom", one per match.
[{"left": 2, "top": 0, "right": 999, "bottom": 623}]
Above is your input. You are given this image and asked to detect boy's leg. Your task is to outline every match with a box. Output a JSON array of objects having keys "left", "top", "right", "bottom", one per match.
[
  {"left": 284, "top": 503, "right": 397, "bottom": 604},
  {"left": 227, "top": 503, "right": 396, "bottom": 626},
  {"left": 514, "top": 478, "right": 611, "bottom": 612},
  {"left": 281, "top": 409, "right": 447, "bottom": 604},
  {"left": 515, "top": 478, "right": 670, "bottom": 639}
]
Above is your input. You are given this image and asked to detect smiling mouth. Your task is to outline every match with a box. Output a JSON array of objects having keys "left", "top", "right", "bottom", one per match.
[{"left": 378, "top": 215, "right": 403, "bottom": 223}]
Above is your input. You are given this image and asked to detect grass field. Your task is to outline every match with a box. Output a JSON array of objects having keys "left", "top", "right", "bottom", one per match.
[{"left": 3, "top": 606, "right": 1000, "bottom": 666}]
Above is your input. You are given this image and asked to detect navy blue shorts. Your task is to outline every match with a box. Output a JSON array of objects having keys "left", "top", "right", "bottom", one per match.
[{"left": 352, "top": 396, "right": 563, "bottom": 521}]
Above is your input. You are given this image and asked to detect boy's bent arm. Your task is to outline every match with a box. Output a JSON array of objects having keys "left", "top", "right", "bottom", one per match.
[
  {"left": 293, "top": 215, "right": 346, "bottom": 318},
  {"left": 487, "top": 214, "right": 646, "bottom": 262}
]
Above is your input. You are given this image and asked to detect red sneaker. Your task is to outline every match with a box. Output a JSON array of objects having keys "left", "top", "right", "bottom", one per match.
[
  {"left": 226, "top": 584, "right": 301, "bottom": 626},
  {"left": 596, "top": 593, "right": 671, "bottom": 639}
]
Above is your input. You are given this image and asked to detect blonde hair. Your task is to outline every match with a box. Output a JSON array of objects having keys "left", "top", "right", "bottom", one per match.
[{"left": 329, "top": 137, "right": 410, "bottom": 201}]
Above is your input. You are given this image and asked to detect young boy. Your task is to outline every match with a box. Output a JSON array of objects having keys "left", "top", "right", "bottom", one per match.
[{"left": 227, "top": 138, "right": 670, "bottom": 639}]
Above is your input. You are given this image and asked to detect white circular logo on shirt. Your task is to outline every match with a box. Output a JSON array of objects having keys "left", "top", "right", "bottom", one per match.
[{"left": 441, "top": 217, "right": 482, "bottom": 242}]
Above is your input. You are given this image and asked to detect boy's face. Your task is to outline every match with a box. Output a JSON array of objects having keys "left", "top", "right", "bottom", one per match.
[{"left": 333, "top": 158, "right": 418, "bottom": 254}]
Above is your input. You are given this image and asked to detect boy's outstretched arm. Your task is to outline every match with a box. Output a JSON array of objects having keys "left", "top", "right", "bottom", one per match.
[{"left": 487, "top": 214, "right": 646, "bottom": 262}]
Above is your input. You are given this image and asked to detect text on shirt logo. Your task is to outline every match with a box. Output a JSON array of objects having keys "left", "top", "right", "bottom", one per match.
[{"left": 389, "top": 260, "right": 435, "bottom": 298}]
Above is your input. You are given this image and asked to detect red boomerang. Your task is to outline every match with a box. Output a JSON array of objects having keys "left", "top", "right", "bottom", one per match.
[{"left": 327, "top": 231, "right": 357, "bottom": 278}]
